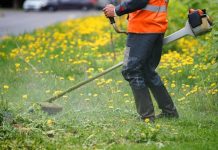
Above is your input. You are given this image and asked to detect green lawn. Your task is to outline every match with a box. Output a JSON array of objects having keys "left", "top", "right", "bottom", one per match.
[{"left": 0, "top": 0, "right": 218, "bottom": 149}]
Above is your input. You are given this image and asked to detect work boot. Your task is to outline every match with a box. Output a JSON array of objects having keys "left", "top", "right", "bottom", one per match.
[
  {"left": 156, "top": 111, "right": 179, "bottom": 119},
  {"left": 149, "top": 84, "right": 179, "bottom": 118},
  {"left": 131, "top": 86, "right": 155, "bottom": 120}
]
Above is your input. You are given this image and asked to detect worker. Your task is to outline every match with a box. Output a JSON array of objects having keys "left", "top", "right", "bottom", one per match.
[{"left": 103, "top": 0, "right": 179, "bottom": 122}]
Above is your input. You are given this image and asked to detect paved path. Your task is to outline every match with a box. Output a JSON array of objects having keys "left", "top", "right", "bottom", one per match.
[{"left": 0, "top": 9, "right": 101, "bottom": 37}]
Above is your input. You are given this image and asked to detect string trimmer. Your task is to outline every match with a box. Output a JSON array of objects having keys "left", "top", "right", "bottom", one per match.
[{"left": 36, "top": 9, "right": 212, "bottom": 115}]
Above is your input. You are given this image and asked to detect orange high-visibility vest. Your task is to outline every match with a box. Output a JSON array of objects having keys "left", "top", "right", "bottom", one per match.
[{"left": 128, "top": 0, "right": 168, "bottom": 33}]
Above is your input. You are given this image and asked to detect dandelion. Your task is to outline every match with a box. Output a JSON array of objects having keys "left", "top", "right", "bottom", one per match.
[
  {"left": 144, "top": 118, "right": 150, "bottom": 123},
  {"left": 15, "top": 63, "right": 20, "bottom": 68},
  {"left": 116, "top": 90, "right": 121, "bottom": 93},
  {"left": 156, "top": 124, "right": 161, "bottom": 129},
  {"left": 98, "top": 68, "right": 104, "bottom": 72},
  {"left": 46, "top": 90, "right": 50, "bottom": 93},
  {"left": 116, "top": 80, "right": 123, "bottom": 84},
  {"left": 53, "top": 90, "right": 63, "bottom": 96},
  {"left": 210, "top": 83, "right": 216, "bottom": 87},
  {"left": 109, "top": 105, "right": 114, "bottom": 109},
  {"left": 86, "top": 68, "right": 94, "bottom": 73},
  {"left": 211, "top": 59, "right": 216, "bottom": 65},
  {"left": 105, "top": 79, "right": 113, "bottom": 84},
  {"left": 93, "top": 94, "right": 98, "bottom": 97},
  {"left": 123, "top": 93, "right": 129, "bottom": 97},
  {"left": 68, "top": 76, "right": 75, "bottom": 81},
  {"left": 47, "top": 119, "right": 54, "bottom": 126},
  {"left": 188, "top": 76, "right": 193, "bottom": 79},
  {"left": 171, "top": 83, "right": 176, "bottom": 88},
  {"left": 178, "top": 97, "right": 185, "bottom": 101},
  {"left": 186, "top": 92, "right": 191, "bottom": 96},
  {"left": 3, "top": 85, "right": 9, "bottom": 90},
  {"left": 171, "top": 93, "right": 175, "bottom": 96},
  {"left": 59, "top": 77, "right": 64, "bottom": 80},
  {"left": 22, "top": 94, "right": 28, "bottom": 99}
]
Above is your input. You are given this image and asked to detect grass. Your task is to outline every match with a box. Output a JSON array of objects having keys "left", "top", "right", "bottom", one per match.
[{"left": 0, "top": 0, "right": 218, "bottom": 149}]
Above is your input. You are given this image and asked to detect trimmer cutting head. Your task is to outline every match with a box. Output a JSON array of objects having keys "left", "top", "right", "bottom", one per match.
[{"left": 39, "top": 102, "right": 63, "bottom": 115}]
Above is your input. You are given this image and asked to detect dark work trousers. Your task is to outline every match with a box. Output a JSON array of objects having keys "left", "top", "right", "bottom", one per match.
[{"left": 122, "top": 33, "right": 177, "bottom": 119}]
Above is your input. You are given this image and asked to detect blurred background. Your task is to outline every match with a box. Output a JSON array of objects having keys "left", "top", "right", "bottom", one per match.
[
  {"left": 0, "top": 0, "right": 120, "bottom": 37},
  {"left": 0, "top": 0, "right": 110, "bottom": 11}
]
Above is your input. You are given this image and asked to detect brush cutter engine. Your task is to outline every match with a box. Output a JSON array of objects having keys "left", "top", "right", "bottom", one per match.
[{"left": 188, "top": 9, "right": 213, "bottom": 36}]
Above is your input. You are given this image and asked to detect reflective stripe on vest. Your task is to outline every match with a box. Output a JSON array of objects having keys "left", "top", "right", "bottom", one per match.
[{"left": 142, "top": 4, "right": 167, "bottom": 12}]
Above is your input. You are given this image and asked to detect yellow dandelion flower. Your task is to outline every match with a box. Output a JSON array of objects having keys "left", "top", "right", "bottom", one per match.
[
  {"left": 53, "top": 90, "right": 63, "bottom": 96},
  {"left": 188, "top": 76, "right": 193, "bottom": 79},
  {"left": 46, "top": 90, "right": 50, "bottom": 93},
  {"left": 15, "top": 63, "right": 20, "bottom": 68},
  {"left": 3, "top": 85, "right": 9, "bottom": 90},
  {"left": 210, "top": 83, "right": 216, "bottom": 87},
  {"left": 98, "top": 68, "right": 104, "bottom": 72},
  {"left": 86, "top": 68, "right": 94, "bottom": 73},
  {"left": 178, "top": 97, "right": 185, "bottom": 101},
  {"left": 171, "top": 93, "right": 175, "bottom": 96},
  {"left": 22, "top": 94, "right": 28, "bottom": 99},
  {"left": 171, "top": 83, "right": 176, "bottom": 88},
  {"left": 47, "top": 119, "right": 54, "bottom": 126},
  {"left": 116, "top": 80, "right": 123, "bottom": 84},
  {"left": 68, "top": 76, "right": 75, "bottom": 81},
  {"left": 156, "top": 124, "right": 161, "bottom": 129},
  {"left": 177, "top": 70, "right": 182, "bottom": 73},
  {"left": 144, "top": 118, "right": 150, "bottom": 123},
  {"left": 93, "top": 94, "right": 98, "bottom": 97},
  {"left": 105, "top": 79, "right": 113, "bottom": 84},
  {"left": 109, "top": 105, "right": 114, "bottom": 109},
  {"left": 59, "top": 77, "right": 64, "bottom": 80},
  {"left": 124, "top": 93, "right": 129, "bottom": 97}
]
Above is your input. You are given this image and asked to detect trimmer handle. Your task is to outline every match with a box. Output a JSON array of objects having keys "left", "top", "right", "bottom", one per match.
[
  {"left": 108, "top": 17, "right": 128, "bottom": 34},
  {"left": 109, "top": 17, "right": 115, "bottom": 24}
]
